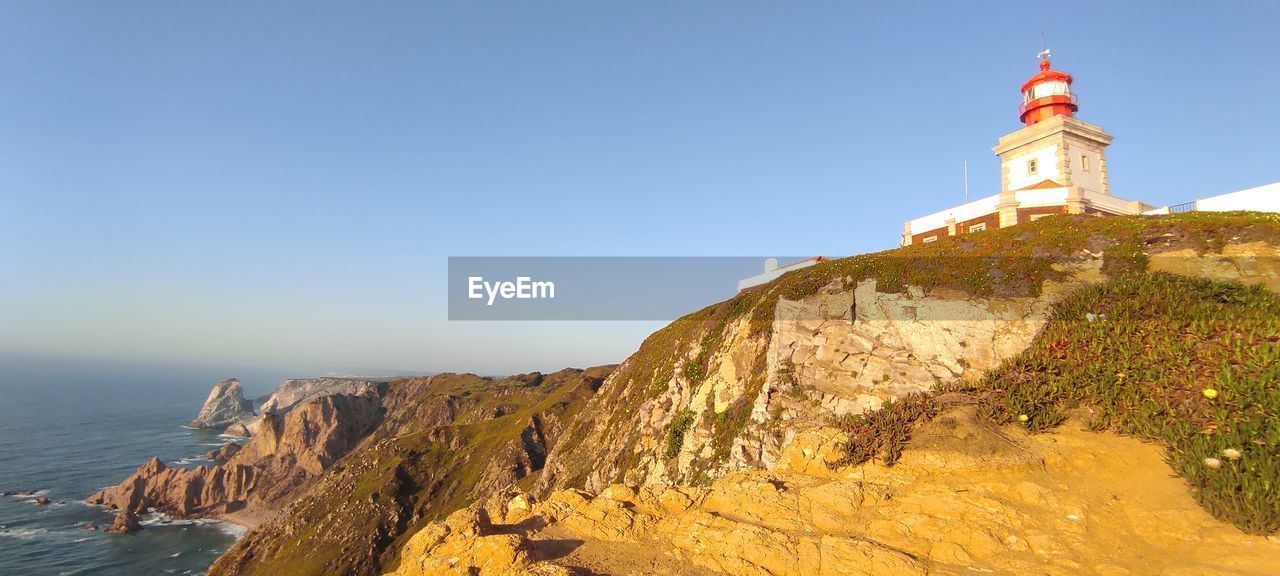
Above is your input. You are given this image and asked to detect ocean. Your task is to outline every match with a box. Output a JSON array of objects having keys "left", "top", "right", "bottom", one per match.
[{"left": 0, "top": 353, "right": 289, "bottom": 576}]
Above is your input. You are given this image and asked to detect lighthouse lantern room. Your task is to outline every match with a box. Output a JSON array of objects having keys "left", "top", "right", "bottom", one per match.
[{"left": 1019, "top": 54, "right": 1079, "bottom": 126}]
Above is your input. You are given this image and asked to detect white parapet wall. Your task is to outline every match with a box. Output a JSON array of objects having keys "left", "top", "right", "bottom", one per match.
[
  {"left": 1145, "top": 181, "right": 1280, "bottom": 215},
  {"left": 906, "top": 193, "right": 1000, "bottom": 235}
]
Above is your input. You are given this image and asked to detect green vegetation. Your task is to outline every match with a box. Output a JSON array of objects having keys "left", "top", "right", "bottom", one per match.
[
  {"left": 664, "top": 409, "right": 695, "bottom": 459},
  {"left": 970, "top": 272, "right": 1280, "bottom": 534},
  {"left": 832, "top": 393, "right": 941, "bottom": 466},
  {"left": 832, "top": 271, "right": 1280, "bottom": 535}
]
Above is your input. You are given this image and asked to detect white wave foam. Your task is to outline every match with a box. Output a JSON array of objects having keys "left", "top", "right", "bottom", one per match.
[
  {"left": 0, "top": 527, "right": 48, "bottom": 540},
  {"left": 136, "top": 512, "right": 247, "bottom": 539},
  {"left": 174, "top": 456, "right": 214, "bottom": 466},
  {"left": 216, "top": 522, "right": 247, "bottom": 538}
]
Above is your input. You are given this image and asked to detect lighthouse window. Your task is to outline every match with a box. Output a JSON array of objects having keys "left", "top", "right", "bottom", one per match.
[
  {"left": 1027, "top": 159, "right": 1038, "bottom": 175},
  {"left": 1080, "top": 155, "right": 1091, "bottom": 172}
]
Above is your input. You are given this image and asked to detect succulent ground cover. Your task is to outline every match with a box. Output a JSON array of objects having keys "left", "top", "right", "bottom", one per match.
[{"left": 835, "top": 271, "right": 1280, "bottom": 534}]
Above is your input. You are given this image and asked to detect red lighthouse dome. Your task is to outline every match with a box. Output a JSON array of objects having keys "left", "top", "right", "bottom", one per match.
[{"left": 1018, "top": 57, "right": 1078, "bottom": 126}]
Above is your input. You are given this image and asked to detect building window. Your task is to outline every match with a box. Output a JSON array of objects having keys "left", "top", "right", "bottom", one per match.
[
  {"left": 968, "top": 222, "right": 987, "bottom": 233},
  {"left": 1080, "top": 154, "right": 1091, "bottom": 172},
  {"left": 1027, "top": 158, "right": 1038, "bottom": 175},
  {"left": 922, "top": 235, "right": 938, "bottom": 244}
]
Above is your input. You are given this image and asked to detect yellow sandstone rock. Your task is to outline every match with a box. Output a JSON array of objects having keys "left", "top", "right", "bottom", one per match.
[{"left": 386, "top": 408, "right": 1280, "bottom": 576}]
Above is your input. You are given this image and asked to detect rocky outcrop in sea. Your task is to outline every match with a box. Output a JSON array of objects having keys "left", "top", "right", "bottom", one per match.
[
  {"left": 89, "top": 392, "right": 383, "bottom": 518},
  {"left": 188, "top": 378, "right": 255, "bottom": 430}
]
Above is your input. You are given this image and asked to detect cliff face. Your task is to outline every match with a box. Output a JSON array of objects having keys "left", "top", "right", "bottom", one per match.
[
  {"left": 89, "top": 393, "right": 383, "bottom": 518},
  {"left": 190, "top": 378, "right": 256, "bottom": 429},
  {"left": 259, "top": 378, "right": 383, "bottom": 415},
  {"left": 535, "top": 214, "right": 1280, "bottom": 495},
  {"left": 206, "top": 367, "right": 612, "bottom": 576}
]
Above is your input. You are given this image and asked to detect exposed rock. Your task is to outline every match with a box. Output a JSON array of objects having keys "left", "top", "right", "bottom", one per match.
[
  {"left": 89, "top": 393, "right": 383, "bottom": 518},
  {"left": 83, "top": 523, "right": 97, "bottom": 530},
  {"left": 207, "top": 442, "right": 243, "bottom": 463},
  {"left": 258, "top": 378, "right": 382, "bottom": 415},
  {"left": 33, "top": 496, "right": 49, "bottom": 505},
  {"left": 222, "top": 421, "right": 256, "bottom": 437},
  {"left": 390, "top": 408, "right": 1280, "bottom": 576},
  {"left": 190, "top": 378, "right": 256, "bottom": 430},
  {"left": 208, "top": 368, "right": 612, "bottom": 576},
  {"left": 107, "top": 510, "right": 141, "bottom": 533}
]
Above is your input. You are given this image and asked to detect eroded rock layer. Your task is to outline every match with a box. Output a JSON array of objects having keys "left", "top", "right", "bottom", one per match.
[{"left": 387, "top": 408, "right": 1280, "bottom": 576}]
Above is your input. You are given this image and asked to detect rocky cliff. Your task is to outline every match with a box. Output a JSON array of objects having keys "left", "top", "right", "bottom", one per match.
[
  {"left": 90, "top": 392, "right": 383, "bottom": 518},
  {"left": 535, "top": 213, "right": 1280, "bottom": 495},
  {"left": 258, "top": 377, "right": 383, "bottom": 415},
  {"left": 206, "top": 367, "right": 612, "bottom": 576},
  {"left": 381, "top": 212, "right": 1280, "bottom": 575},
  {"left": 190, "top": 377, "right": 256, "bottom": 429}
]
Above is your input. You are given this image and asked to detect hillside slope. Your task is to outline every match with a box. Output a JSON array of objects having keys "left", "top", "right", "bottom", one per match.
[
  {"left": 385, "top": 216, "right": 1280, "bottom": 574},
  {"left": 536, "top": 213, "right": 1280, "bottom": 497}
]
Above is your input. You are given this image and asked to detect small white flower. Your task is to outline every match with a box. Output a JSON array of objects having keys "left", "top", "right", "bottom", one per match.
[
  {"left": 1222, "top": 448, "right": 1242, "bottom": 461},
  {"left": 1204, "top": 457, "right": 1222, "bottom": 469},
  {"left": 1086, "top": 313, "right": 1098, "bottom": 322}
]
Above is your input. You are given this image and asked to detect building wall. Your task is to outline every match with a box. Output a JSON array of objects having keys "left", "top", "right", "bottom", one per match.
[
  {"left": 1195, "top": 182, "right": 1280, "bottom": 212},
  {"left": 957, "top": 212, "right": 1000, "bottom": 234},
  {"left": 1002, "top": 143, "right": 1060, "bottom": 191},
  {"left": 1061, "top": 135, "right": 1107, "bottom": 195},
  {"left": 911, "top": 226, "right": 949, "bottom": 245},
  {"left": 1017, "top": 205, "right": 1066, "bottom": 223}
]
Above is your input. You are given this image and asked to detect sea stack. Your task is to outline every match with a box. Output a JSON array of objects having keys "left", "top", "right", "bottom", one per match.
[
  {"left": 189, "top": 378, "right": 255, "bottom": 430},
  {"left": 107, "top": 510, "right": 142, "bottom": 533}
]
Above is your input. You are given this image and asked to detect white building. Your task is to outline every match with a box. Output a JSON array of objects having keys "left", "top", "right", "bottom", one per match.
[{"left": 1144, "top": 181, "right": 1280, "bottom": 215}]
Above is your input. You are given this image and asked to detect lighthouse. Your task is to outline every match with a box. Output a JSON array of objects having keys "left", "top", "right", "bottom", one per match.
[
  {"left": 901, "top": 51, "right": 1154, "bottom": 246},
  {"left": 993, "top": 51, "right": 1116, "bottom": 212}
]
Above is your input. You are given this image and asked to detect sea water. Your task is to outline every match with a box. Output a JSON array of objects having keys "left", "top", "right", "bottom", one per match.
[{"left": 0, "top": 352, "right": 288, "bottom": 575}]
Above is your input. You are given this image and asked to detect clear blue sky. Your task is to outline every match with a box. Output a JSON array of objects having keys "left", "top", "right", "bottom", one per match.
[{"left": 2, "top": 1, "right": 1277, "bottom": 378}]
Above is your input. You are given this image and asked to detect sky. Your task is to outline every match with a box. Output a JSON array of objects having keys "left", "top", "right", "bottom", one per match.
[{"left": 1, "top": 1, "right": 1278, "bottom": 378}]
